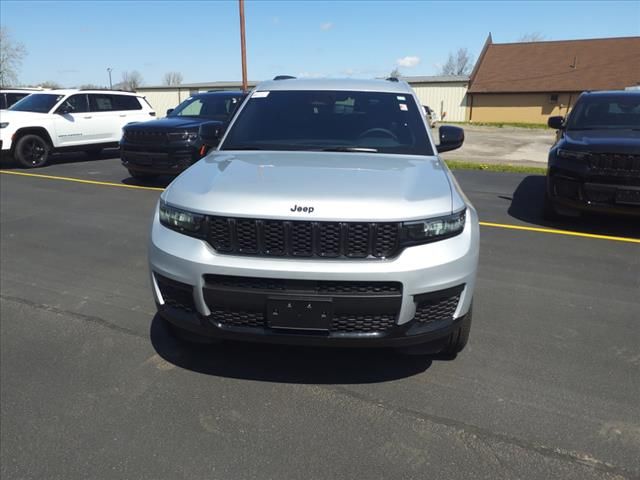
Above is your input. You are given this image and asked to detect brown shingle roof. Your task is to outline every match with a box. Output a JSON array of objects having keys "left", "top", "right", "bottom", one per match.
[{"left": 468, "top": 37, "right": 640, "bottom": 93}]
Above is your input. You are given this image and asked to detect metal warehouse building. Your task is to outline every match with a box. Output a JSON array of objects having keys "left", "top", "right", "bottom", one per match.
[{"left": 136, "top": 76, "right": 469, "bottom": 121}]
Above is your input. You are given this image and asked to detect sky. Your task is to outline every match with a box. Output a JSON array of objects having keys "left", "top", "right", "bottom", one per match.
[{"left": 1, "top": 0, "right": 639, "bottom": 87}]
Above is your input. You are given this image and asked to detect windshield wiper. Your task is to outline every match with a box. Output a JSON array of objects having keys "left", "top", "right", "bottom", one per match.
[{"left": 319, "top": 147, "right": 378, "bottom": 153}]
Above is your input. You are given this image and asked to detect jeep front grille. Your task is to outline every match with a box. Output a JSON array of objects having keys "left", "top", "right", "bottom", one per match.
[
  {"left": 589, "top": 153, "right": 640, "bottom": 177},
  {"left": 124, "top": 130, "right": 169, "bottom": 145},
  {"left": 205, "top": 217, "right": 401, "bottom": 259}
]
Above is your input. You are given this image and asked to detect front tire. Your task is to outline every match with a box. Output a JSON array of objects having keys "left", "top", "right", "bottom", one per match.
[{"left": 15, "top": 134, "right": 50, "bottom": 168}]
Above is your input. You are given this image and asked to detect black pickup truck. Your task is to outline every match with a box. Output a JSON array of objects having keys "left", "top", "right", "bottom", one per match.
[
  {"left": 120, "top": 91, "right": 245, "bottom": 178},
  {"left": 545, "top": 90, "right": 640, "bottom": 218}
]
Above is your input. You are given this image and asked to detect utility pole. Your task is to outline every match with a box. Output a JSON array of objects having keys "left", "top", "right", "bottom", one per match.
[
  {"left": 239, "top": 0, "right": 248, "bottom": 92},
  {"left": 107, "top": 67, "right": 113, "bottom": 89}
]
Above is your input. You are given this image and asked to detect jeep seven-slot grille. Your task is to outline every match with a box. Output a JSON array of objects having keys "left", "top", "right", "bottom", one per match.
[
  {"left": 589, "top": 153, "right": 640, "bottom": 177},
  {"left": 124, "top": 130, "right": 169, "bottom": 145},
  {"left": 205, "top": 217, "right": 400, "bottom": 259}
]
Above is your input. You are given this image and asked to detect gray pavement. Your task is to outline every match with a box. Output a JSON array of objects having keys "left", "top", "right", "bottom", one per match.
[
  {"left": 438, "top": 124, "right": 556, "bottom": 166},
  {"left": 1, "top": 156, "right": 639, "bottom": 479}
]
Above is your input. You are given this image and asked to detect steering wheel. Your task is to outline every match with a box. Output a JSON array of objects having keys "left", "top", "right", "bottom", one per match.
[{"left": 357, "top": 128, "right": 398, "bottom": 141}]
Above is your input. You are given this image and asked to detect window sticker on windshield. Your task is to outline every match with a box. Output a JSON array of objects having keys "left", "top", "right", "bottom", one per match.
[
  {"left": 399, "top": 103, "right": 408, "bottom": 111},
  {"left": 252, "top": 91, "right": 270, "bottom": 98},
  {"left": 397, "top": 96, "right": 406, "bottom": 101}
]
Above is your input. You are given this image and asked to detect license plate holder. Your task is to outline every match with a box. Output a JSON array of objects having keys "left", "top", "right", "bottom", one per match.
[
  {"left": 615, "top": 189, "right": 640, "bottom": 205},
  {"left": 267, "top": 297, "right": 333, "bottom": 331}
]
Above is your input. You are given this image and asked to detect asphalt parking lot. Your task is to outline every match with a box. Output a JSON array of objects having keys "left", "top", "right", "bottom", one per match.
[{"left": 1, "top": 154, "right": 639, "bottom": 480}]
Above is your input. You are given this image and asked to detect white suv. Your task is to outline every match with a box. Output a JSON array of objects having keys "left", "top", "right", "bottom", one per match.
[{"left": 0, "top": 89, "right": 156, "bottom": 167}]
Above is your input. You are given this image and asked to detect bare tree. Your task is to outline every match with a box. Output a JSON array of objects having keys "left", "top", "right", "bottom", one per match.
[
  {"left": 440, "top": 48, "right": 474, "bottom": 76},
  {"left": 120, "top": 70, "right": 144, "bottom": 91},
  {"left": 388, "top": 67, "right": 401, "bottom": 79},
  {"left": 0, "top": 26, "right": 27, "bottom": 87},
  {"left": 38, "top": 80, "right": 61, "bottom": 89},
  {"left": 163, "top": 71, "right": 183, "bottom": 86},
  {"left": 78, "top": 83, "right": 103, "bottom": 89},
  {"left": 519, "top": 32, "right": 545, "bottom": 42}
]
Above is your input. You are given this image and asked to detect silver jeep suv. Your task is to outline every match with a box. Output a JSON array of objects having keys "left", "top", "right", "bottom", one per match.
[{"left": 149, "top": 77, "right": 479, "bottom": 356}]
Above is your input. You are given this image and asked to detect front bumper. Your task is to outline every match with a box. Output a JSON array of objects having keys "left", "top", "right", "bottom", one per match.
[
  {"left": 148, "top": 205, "right": 479, "bottom": 347},
  {"left": 120, "top": 142, "right": 205, "bottom": 176},
  {"left": 547, "top": 161, "right": 640, "bottom": 216}
]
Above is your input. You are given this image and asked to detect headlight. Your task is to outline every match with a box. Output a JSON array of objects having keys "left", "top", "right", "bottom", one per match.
[
  {"left": 402, "top": 209, "right": 466, "bottom": 243},
  {"left": 0, "top": 122, "right": 9, "bottom": 128},
  {"left": 557, "top": 149, "right": 590, "bottom": 160},
  {"left": 159, "top": 200, "right": 205, "bottom": 237},
  {"left": 168, "top": 130, "right": 199, "bottom": 142}
]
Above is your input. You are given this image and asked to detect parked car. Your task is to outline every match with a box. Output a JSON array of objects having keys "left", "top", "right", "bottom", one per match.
[
  {"left": 545, "top": 90, "right": 640, "bottom": 218},
  {"left": 120, "top": 91, "right": 246, "bottom": 179},
  {"left": 0, "top": 88, "right": 44, "bottom": 110},
  {"left": 149, "top": 77, "right": 479, "bottom": 357},
  {"left": 0, "top": 89, "right": 156, "bottom": 167}
]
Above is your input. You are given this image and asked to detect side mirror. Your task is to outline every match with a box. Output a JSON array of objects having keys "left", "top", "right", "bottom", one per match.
[
  {"left": 166, "top": 108, "right": 174, "bottom": 116},
  {"left": 547, "top": 116, "right": 564, "bottom": 129},
  {"left": 436, "top": 126, "right": 464, "bottom": 153},
  {"left": 57, "top": 104, "right": 73, "bottom": 115},
  {"left": 198, "top": 123, "right": 223, "bottom": 145}
]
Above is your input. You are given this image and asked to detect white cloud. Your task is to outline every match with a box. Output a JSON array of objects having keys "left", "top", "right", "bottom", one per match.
[
  {"left": 396, "top": 56, "right": 421, "bottom": 68},
  {"left": 320, "top": 22, "right": 334, "bottom": 31}
]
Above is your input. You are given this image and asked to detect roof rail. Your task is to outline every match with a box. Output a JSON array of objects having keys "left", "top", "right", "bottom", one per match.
[
  {"left": 78, "top": 88, "right": 133, "bottom": 92},
  {"left": 273, "top": 75, "right": 296, "bottom": 80},
  {"left": 386, "top": 77, "right": 400, "bottom": 82}
]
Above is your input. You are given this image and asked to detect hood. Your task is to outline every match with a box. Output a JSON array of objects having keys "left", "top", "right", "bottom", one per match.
[
  {"left": 562, "top": 129, "right": 640, "bottom": 154},
  {"left": 163, "top": 151, "right": 453, "bottom": 222},
  {"left": 124, "top": 116, "right": 223, "bottom": 131}
]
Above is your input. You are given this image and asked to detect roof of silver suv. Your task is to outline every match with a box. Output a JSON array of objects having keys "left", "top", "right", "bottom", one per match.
[{"left": 255, "top": 77, "right": 413, "bottom": 94}]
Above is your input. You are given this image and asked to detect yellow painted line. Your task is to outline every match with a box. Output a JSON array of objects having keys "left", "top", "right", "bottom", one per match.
[
  {"left": 2, "top": 169, "right": 638, "bottom": 244},
  {"left": 480, "top": 221, "right": 640, "bottom": 244},
  {"left": 0, "top": 169, "right": 164, "bottom": 191}
]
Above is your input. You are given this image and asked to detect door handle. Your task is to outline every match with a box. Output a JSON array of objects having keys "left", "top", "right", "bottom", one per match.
[{"left": 83, "top": 116, "right": 92, "bottom": 119}]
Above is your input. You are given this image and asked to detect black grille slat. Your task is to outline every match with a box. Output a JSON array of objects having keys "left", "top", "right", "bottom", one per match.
[
  {"left": 263, "top": 221, "right": 285, "bottom": 255},
  {"left": 236, "top": 219, "right": 258, "bottom": 253},
  {"left": 205, "top": 217, "right": 400, "bottom": 259},
  {"left": 208, "top": 218, "right": 232, "bottom": 251},
  {"left": 291, "top": 222, "right": 313, "bottom": 256},
  {"left": 375, "top": 223, "right": 400, "bottom": 257},
  {"left": 318, "top": 223, "right": 341, "bottom": 257}
]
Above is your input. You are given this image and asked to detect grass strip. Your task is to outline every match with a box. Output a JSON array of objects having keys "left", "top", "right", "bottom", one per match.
[{"left": 444, "top": 160, "right": 546, "bottom": 174}]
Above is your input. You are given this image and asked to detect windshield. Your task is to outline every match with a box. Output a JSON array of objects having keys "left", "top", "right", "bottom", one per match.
[
  {"left": 169, "top": 95, "right": 242, "bottom": 121},
  {"left": 9, "top": 93, "right": 64, "bottom": 113},
  {"left": 221, "top": 90, "right": 433, "bottom": 155},
  {"left": 566, "top": 94, "right": 640, "bottom": 130}
]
